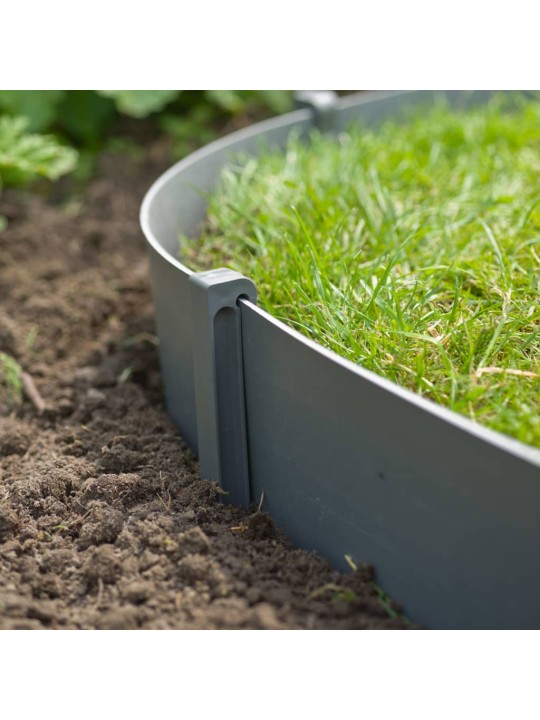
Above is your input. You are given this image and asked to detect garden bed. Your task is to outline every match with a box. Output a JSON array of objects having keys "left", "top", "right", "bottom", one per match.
[
  {"left": 0, "top": 145, "right": 409, "bottom": 629},
  {"left": 141, "top": 91, "right": 540, "bottom": 629}
]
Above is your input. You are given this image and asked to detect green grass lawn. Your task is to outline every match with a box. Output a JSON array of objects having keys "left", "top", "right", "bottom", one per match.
[{"left": 183, "top": 94, "right": 540, "bottom": 448}]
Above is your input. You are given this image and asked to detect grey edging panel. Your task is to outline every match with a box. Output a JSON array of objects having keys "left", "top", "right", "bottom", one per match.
[
  {"left": 240, "top": 300, "right": 540, "bottom": 629},
  {"left": 146, "top": 245, "right": 198, "bottom": 450},
  {"left": 140, "top": 91, "right": 540, "bottom": 628}
]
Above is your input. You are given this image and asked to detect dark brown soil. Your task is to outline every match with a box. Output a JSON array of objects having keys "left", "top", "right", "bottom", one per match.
[{"left": 0, "top": 145, "right": 411, "bottom": 629}]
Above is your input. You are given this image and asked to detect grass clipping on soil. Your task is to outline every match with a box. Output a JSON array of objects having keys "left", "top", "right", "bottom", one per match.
[{"left": 183, "top": 95, "right": 540, "bottom": 448}]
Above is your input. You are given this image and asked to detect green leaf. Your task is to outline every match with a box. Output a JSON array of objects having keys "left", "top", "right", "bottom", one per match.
[
  {"left": 97, "top": 90, "right": 180, "bottom": 118},
  {"left": 57, "top": 91, "right": 116, "bottom": 143},
  {"left": 0, "top": 116, "right": 78, "bottom": 186},
  {"left": 0, "top": 91, "right": 65, "bottom": 131}
]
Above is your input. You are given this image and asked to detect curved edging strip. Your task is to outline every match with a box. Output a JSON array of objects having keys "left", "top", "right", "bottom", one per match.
[{"left": 141, "top": 91, "right": 540, "bottom": 629}]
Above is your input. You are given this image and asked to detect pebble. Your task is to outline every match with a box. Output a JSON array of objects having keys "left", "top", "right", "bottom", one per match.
[{"left": 86, "top": 388, "right": 106, "bottom": 405}]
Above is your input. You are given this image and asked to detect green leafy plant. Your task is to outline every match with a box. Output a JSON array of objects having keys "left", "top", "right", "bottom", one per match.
[
  {"left": 0, "top": 90, "right": 291, "bottom": 144},
  {"left": 0, "top": 115, "right": 78, "bottom": 187},
  {"left": 0, "top": 90, "right": 293, "bottom": 182},
  {"left": 185, "top": 94, "right": 540, "bottom": 447}
]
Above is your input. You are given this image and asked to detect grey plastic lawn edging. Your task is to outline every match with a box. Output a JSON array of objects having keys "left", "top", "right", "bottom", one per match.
[{"left": 140, "top": 91, "right": 540, "bottom": 629}]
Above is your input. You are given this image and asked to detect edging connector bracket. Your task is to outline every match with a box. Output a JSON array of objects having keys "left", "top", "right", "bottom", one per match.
[
  {"left": 189, "top": 268, "right": 257, "bottom": 507},
  {"left": 294, "top": 90, "right": 339, "bottom": 132}
]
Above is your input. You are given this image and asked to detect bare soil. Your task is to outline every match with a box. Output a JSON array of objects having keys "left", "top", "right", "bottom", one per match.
[{"left": 0, "top": 146, "right": 410, "bottom": 629}]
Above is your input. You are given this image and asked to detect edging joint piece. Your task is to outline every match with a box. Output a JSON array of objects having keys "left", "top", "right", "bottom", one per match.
[
  {"left": 189, "top": 269, "right": 257, "bottom": 507},
  {"left": 294, "top": 90, "right": 338, "bottom": 132}
]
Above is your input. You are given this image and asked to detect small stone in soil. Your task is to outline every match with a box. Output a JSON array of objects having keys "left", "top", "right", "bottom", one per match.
[{"left": 86, "top": 388, "right": 106, "bottom": 405}]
